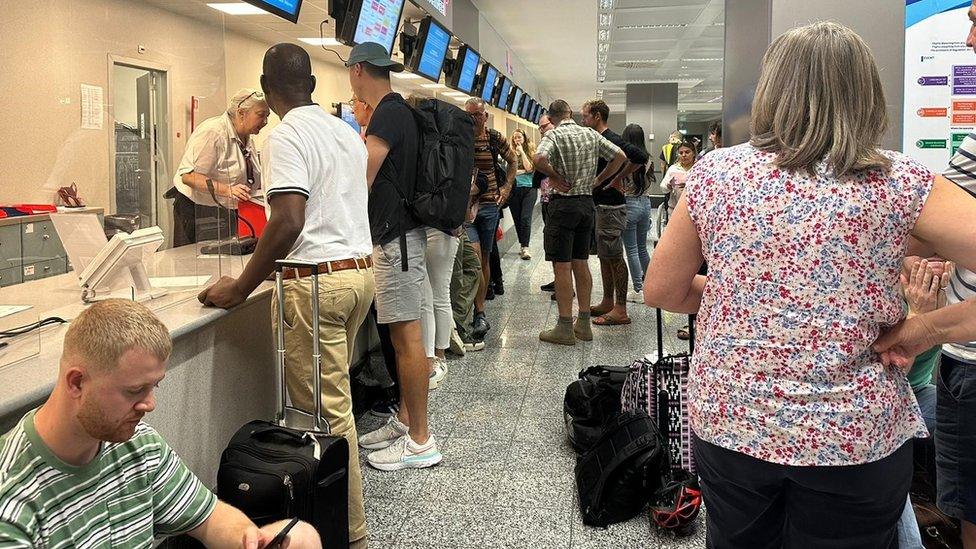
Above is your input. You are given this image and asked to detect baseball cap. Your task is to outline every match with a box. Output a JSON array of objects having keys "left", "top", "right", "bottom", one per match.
[{"left": 345, "top": 42, "right": 405, "bottom": 72}]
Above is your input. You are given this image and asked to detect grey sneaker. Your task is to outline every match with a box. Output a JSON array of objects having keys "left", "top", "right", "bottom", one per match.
[
  {"left": 358, "top": 416, "right": 408, "bottom": 450},
  {"left": 367, "top": 434, "right": 443, "bottom": 471}
]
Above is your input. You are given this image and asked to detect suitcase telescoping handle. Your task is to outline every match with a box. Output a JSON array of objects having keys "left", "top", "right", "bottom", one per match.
[
  {"left": 274, "top": 259, "right": 324, "bottom": 433},
  {"left": 654, "top": 307, "right": 695, "bottom": 362}
]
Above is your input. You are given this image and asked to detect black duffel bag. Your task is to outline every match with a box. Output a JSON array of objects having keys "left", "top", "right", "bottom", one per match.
[
  {"left": 576, "top": 411, "right": 668, "bottom": 527},
  {"left": 564, "top": 365, "right": 630, "bottom": 453}
]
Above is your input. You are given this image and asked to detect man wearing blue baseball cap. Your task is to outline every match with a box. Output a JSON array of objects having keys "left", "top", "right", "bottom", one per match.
[{"left": 346, "top": 42, "right": 444, "bottom": 472}]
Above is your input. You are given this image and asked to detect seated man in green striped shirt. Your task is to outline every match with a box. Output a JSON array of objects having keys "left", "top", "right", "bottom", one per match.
[{"left": 0, "top": 299, "right": 320, "bottom": 548}]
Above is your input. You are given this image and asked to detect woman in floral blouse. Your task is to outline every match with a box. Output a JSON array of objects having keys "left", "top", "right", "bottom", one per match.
[{"left": 645, "top": 22, "right": 976, "bottom": 548}]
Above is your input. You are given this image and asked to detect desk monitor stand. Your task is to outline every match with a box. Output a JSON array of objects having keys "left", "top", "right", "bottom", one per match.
[{"left": 78, "top": 227, "right": 168, "bottom": 303}]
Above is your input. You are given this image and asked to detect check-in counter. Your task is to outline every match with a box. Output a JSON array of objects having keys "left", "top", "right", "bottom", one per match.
[{"left": 0, "top": 244, "right": 369, "bottom": 487}]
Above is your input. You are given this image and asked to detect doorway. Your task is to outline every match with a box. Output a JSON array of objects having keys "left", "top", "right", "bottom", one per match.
[{"left": 111, "top": 63, "right": 169, "bottom": 238}]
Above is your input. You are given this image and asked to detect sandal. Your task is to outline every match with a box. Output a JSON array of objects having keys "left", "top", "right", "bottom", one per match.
[
  {"left": 590, "top": 303, "right": 614, "bottom": 317},
  {"left": 677, "top": 326, "right": 690, "bottom": 340},
  {"left": 593, "top": 314, "right": 632, "bottom": 326}
]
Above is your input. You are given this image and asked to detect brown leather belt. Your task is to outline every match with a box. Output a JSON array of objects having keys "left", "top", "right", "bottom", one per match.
[{"left": 280, "top": 257, "right": 372, "bottom": 280}]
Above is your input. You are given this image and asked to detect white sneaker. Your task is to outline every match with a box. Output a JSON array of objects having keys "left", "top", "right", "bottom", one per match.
[
  {"left": 358, "top": 416, "right": 408, "bottom": 450},
  {"left": 367, "top": 433, "right": 443, "bottom": 471},
  {"left": 428, "top": 358, "right": 448, "bottom": 390},
  {"left": 448, "top": 328, "right": 466, "bottom": 357},
  {"left": 520, "top": 247, "right": 532, "bottom": 260},
  {"left": 627, "top": 290, "right": 644, "bottom": 304}
]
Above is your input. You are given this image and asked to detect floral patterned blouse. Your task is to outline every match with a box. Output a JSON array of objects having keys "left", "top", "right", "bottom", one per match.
[{"left": 684, "top": 143, "right": 932, "bottom": 466}]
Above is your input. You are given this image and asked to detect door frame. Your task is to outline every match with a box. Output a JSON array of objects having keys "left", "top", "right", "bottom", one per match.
[{"left": 106, "top": 55, "right": 172, "bottom": 233}]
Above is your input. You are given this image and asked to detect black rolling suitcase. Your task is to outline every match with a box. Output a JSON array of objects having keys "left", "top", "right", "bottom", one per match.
[{"left": 216, "top": 260, "right": 350, "bottom": 548}]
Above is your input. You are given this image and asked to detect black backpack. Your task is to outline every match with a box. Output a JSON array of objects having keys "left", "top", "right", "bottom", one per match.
[
  {"left": 564, "top": 365, "right": 630, "bottom": 454},
  {"left": 575, "top": 411, "right": 669, "bottom": 527},
  {"left": 407, "top": 98, "right": 475, "bottom": 233}
]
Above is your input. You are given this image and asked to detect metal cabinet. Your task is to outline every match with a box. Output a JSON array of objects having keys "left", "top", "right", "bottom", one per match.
[
  {"left": 0, "top": 266, "right": 22, "bottom": 287},
  {"left": 20, "top": 220, "right": 67, "bottom": 263},
  {"left": 0, "top": 225, "right": 22, "bottom": 271},
  {"left": 21, "top": 258, "right": 67, "bottom": 282}
]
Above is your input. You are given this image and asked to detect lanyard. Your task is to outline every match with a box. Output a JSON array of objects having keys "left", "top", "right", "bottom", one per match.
[{"left": 238, "top": 141, "right": 255, "bottom": 188}]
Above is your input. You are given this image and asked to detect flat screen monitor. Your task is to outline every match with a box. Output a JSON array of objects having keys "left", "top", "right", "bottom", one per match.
[
  {"left": 509, "top": 87, "right": 523, "bottom": 115},
  {"left": 478, "top": 64, "right": 498, "bottom": 104},
  {"left": 532, "top": 103, "right": 543, "bottom": 124},
  {"left": 338, "top": 103, "right": 361, "bottom": 134},
  {"left": 337, "top": 0, "right": 407, "bottom": 55},
  {"left": 449, "top": 45, "right": 481, "bottom": 94},
  {"left": 496, "top": 77, "right": 512, "bottom": 110},
  {"left": 407, "top": 17, "right": 452, "bottom": 82},
  {"left": 243, "top": 0, "right": 303, "bottom": 23},
  {"left": 522, "top": 98, "right": 534, "bottom": 120}
]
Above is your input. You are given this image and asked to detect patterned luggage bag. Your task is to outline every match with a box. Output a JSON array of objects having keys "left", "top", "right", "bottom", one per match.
[{"left": 621, "top": 307, "right": 696, "bottom": 474}]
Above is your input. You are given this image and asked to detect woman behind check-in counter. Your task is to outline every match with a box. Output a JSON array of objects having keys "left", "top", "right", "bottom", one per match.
[{"left": 169, "top": 88, "right": 270, "bottom": 246}]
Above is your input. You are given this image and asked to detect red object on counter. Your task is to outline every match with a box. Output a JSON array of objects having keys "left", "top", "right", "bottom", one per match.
[
  {"left": 237, "top": 200, "right": 267, "bottom": 239},
  {"left": 12, "top": 204, "right": 58, "bottom": 214},
  {"left": 0, "top": 210, "right": 7, "bottom": 219}
]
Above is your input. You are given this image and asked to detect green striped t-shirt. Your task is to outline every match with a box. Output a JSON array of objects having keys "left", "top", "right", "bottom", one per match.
[{"left": 0, "top": 409, "right": 217, "bottom": 548}]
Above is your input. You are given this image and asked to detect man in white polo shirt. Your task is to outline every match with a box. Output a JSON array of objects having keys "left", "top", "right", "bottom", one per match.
[{"left": 198, "top": 43, "right": 375, "bottom": 548}]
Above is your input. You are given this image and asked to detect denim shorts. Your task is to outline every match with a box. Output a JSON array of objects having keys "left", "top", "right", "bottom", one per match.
[
  {"left": 936, "top": 353, "right": 976, "bottom": 524},
  {"left": 470, "top": 202, "right": 500, "bottom": 254}
]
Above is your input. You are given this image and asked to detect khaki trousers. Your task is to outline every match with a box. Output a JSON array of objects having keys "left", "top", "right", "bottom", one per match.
[{"left": 270, "top": 267, "right": 375, "bottom": 547}]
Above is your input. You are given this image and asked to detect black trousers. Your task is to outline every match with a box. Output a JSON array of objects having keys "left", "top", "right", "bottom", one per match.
[
  {"left": 172, "top": 192, "right": 237, "bottom": 247},
  {"left": 694, "top": 435, "right": 912, "bottom": 549},
  {"left": 508, "top": 186, "right": 538, "bottom": 247},
  {"left": 369, "top": 304, "right": 399, "bottom": 402}
]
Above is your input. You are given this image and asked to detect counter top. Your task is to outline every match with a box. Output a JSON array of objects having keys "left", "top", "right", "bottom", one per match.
[
  {"left": 0, "top": 207, "right": 104, "bottom": 227},
  {"left": 0, "top": 244, "right": 270, "bottom": 417}
]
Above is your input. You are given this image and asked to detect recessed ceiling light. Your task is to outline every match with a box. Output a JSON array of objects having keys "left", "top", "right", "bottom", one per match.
[
  {"left": 392, "top": 72, "right": 422, "bottom": 79},
  {"left": 298, "top": 37, "right": 341, "bottom": 46},
  {"left": 617, "top": 23, "right": 688, "bottom": 30},
  {"left": 422, "top": 83, "right": 447, "bottom": 89},
  {"left": 207, "top": 2, "right": 268, "bottom": 15}
]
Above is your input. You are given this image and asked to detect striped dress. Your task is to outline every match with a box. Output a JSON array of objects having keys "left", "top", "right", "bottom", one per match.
[
  {"left": 943, "top": 135, "right": 976, "bottom": 364},
  {"left": 0, "top": 410, "right": 216, "bottom": 547}
]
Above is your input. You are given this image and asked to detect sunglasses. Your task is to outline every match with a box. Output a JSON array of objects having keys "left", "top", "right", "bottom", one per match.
[{"left": 237, "top": 91, "right": 265, "bottom": 110}]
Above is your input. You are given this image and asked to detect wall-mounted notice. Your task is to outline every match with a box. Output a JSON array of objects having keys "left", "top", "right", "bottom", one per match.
[
  {"left": 81, "top": 84, "right": 104, "bottom": 130},
  {"left": 904, "top": 0, "right": 973, "bottom": 171}
]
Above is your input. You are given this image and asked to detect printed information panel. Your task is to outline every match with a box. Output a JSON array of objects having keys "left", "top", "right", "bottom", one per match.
[{"left": 904, "top": 0, "right": 975, "bottom": 171}]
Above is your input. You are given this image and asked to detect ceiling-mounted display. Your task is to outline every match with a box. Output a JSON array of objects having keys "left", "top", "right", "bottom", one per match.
[
  {"left": 449, "top": 45, "right": 481, "bottom": 95},
  {"left": 509, "top": 87, "right": 523, "bottom": 115},
  {"left": 334, "top": 0, "right": 407, "bottom": 54},
  {"left": 242, "top": 0, "right": 303, "bottom": 23},
  {"left": 406, "top": 16, "right": 452, "bottom": 82},
  {"left": 477, "top": 64, "right": 499, "bottom": 105},
  {"left": 496, "top": 77, "right": 512, "bottom": 110}
]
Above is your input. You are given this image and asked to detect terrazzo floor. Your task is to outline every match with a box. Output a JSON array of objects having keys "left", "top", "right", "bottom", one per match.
[{"left": 355, "top": 216, "right": 707, "bottom": 549}]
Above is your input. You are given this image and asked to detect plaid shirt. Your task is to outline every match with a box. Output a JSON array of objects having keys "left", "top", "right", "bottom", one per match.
[{"left": 535, "top": 119, "right": 623, "bottom": 196}]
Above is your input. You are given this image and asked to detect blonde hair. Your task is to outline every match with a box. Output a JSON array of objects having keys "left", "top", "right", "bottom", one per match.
[
  {"left": 227, "top": 88, "right": 267, "bottom": 116},
  {"left": 750, "top": 21, "right": 890, "bottom": 177},
  {"left": 510, "top": 129, "right": 536, "bottom": 158},
  {"left": 63, "top": 299, "right": 171, "bottom": 372}
]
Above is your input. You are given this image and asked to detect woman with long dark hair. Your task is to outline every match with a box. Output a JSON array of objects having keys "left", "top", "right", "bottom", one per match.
[{"left": 620, "top": 124, "right": 653, "bottom": 302}]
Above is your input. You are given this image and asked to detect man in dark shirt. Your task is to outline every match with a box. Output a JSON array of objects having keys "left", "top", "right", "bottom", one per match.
[
  {"left": 581, "top": 99, "right": 649, "bottom": 326},
  {"left": 346, "top": 42, "right": 442, "bottom": 472}
]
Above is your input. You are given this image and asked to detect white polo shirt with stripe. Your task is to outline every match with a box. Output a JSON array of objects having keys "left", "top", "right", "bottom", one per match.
[{"left": 262, "top": 104, "right": 372, "bottom": 264}]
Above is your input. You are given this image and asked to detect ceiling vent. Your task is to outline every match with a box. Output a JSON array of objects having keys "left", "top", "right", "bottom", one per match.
[{"left": 614, "top": 60, "right": 661, "bottom": 69}]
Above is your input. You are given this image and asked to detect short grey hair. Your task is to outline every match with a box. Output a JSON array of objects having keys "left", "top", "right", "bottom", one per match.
[
  {"left": 227, "top": 88, "right": 267, "bottom": 116},
  {"left": 464, "top": 97, "right": 486, "bottom": 110},
  {"left": 750, "top": 21, "right": 890, "bottom": 177}
]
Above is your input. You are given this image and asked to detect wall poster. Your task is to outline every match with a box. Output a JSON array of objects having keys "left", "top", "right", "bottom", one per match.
[{"left": 904, "top": 0, "right": 973, "bottom": 171}]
